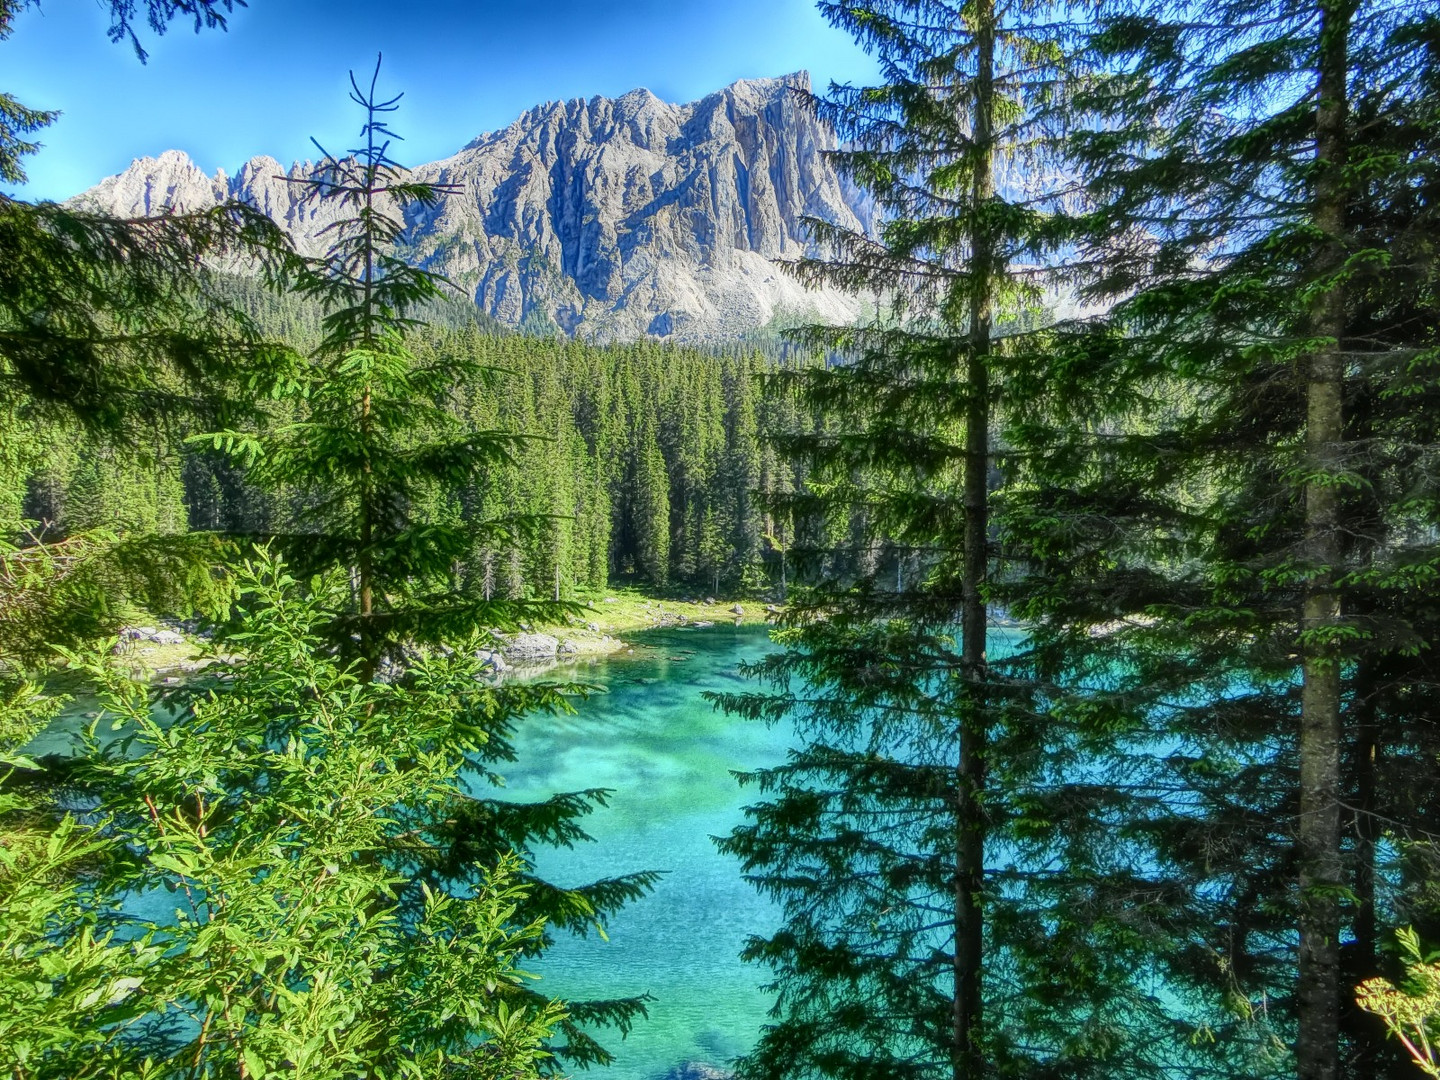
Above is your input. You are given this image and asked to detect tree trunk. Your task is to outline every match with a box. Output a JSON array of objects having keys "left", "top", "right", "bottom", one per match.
[
  {"left": 359, "top": 383, "right": 375, "bottom": 680},
  {"left": 955, "top": 3, "right": 995, "bottom": 1078},
  {"left": 1297, "top": 3, "right": 1350, "bottom": 1077},
  {"left": 1345, "top": 666, "right": 1386, "bottom": 1075}
]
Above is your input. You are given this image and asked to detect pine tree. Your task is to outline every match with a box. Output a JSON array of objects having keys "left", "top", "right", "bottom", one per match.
[
  {"left": 1003, "top": 2, "right": 1440, "bottom": 1075},
  {"left": 198, "top": 61, "right": 658, "bottom": 1068},
  {"left": 714, "top": 4, "right": 1173, "bottom": 1079}
]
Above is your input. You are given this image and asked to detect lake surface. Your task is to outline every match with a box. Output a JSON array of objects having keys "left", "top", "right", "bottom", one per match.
[
  {"left": 32, "top": 624, "right": 790, "bottom": 1078},
  {"left": 496, "top": 624, "right": 788, "bottom": 1080}
]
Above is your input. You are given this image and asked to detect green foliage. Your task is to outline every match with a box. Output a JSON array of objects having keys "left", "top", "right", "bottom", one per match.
[
  {"left": 0, "top": 530, "right": 231, "bottom": 673},
  {"left": 1358, "top": 930, "right": 1440, "bottom": 1078},
  {"left": 707, "top": 2, "right": 1189, "bottom": 1079},
  {"left": 0, "top": 0, "right": 299, "bottom": 439},
  {"left": 995, "top": 1, "right": 1440, "bottom": 1075},
  {"left": 0, "top": 196, "right": 299, "bottom": 436},
  {"left": 0, "top": 696, "right": 139, "bottom": 1080},
  {"left": 2, "top": 553, "right": 564, "bottom": 1079}
]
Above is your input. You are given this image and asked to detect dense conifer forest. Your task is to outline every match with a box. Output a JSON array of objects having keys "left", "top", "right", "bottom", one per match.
[{"left": 4, "top": 308, "right": 818, "bottom": 599}]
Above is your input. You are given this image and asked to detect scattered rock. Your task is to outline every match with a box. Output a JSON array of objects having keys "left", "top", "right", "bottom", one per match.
[
  {"left": 704, "top": 597, "right": 716, "bottom": 605},
  {"left": 586, "top": 621, "right": 601, "bottom": 632},
  {"left": 151, "top": 629, "right": 185, "bottom": 646},
  {"left": 473, "top": 648, "right": 510, "bottom": 673},
  {"left": 503, "top": 632, "right": 560, "bottom": 662},
  {"left": 602, "top": 597, "right": 618, "bottom": 604},
  {"left": 559, "top": 639, "right": 579, "bottom": 655},
  {"left": 692, "top": 620, "right": 714, "bottom": 628},
  {"left": 730, "top": 604, "right": 745, "bottom": 616}
]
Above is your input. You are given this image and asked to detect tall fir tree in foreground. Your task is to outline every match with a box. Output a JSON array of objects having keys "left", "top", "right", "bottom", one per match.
[
  {"left": 1003, "top": 1, "right": 1440, "bottom": 1075},
  {"left": 717, "top": 3, "right": 1175, "bottom": 1078},
  {"left": 200, "top": 58, "right": 554, "bottom": 670},
  {"left": 197, "top": 61, "right": 659, "bottom": 1068}
]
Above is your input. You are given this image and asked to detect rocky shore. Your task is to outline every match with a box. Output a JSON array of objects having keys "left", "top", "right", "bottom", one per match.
[{"left": 118, "top": 592, "right": 782, "bottom": 682}]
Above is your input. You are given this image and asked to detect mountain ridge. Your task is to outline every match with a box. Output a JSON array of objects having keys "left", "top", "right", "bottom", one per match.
[{"left": 76, "top": 72, "right": 872, "bottom": 342}]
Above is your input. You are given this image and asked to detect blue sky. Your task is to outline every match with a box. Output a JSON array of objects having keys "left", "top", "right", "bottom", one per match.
[{"left": 4, "top": 0, "right": 877, "bottom": 201}]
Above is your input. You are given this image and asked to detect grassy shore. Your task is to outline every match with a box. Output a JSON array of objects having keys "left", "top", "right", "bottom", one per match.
[{"left": 548, "top": 586, "right": 772, "bottom": 656}]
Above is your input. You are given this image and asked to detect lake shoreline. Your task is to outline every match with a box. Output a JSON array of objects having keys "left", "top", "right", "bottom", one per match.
[{"left": 109, "top": 588, "right": 780, "bottom": 682}]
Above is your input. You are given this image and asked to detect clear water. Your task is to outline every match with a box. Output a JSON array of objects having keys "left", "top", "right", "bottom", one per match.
[
  {"left": 31, "top": 625, "right": 789, "bottom": 1079},
  {"left": 497, "top": 624, "right": 788, "bottom": 1080}
]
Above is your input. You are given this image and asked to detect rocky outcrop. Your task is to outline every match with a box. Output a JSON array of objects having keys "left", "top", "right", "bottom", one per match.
[
  {"left": 76, "top": 73, "right": 871, "bottom": 343},
  {"left": 502, "top": 632, "right": 560, "bottom": 663}
]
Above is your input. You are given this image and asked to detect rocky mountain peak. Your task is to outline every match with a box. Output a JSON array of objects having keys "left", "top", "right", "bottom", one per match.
[{"left": 76, "top": 72, "right": 869, "bottom": 342}]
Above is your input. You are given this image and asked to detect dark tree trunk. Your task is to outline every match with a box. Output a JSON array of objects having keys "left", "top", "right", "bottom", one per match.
[
  {"left": 1297, "top": 2, "right": 1351, "bottom": 1077},
  {"left": 955, "top": 3, "right": 995, "bottom": 1077}
]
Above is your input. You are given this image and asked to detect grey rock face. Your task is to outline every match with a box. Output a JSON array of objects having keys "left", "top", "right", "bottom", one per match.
[
  {"left": 75, "top": 73, "right": 870, "bottom": 342},
  {"left": 503, "top": 632, "right": 560, "bottom": 662}
]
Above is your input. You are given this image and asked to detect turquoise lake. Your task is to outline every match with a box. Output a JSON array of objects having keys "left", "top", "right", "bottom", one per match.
[
  {"left": 496, "top": 624, "right": 789, "bottom": 1080},
  {"left": 33, "top": 623, "right": 791, "bottom": 1078}
]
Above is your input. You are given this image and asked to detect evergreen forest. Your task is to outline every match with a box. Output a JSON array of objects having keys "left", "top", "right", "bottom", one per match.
[
  {"left": 2, "top": 0, "right": 1440, "bottom": 1079},
  {"left": 6, "top": 304, "right": 819, "bottom": 602}
]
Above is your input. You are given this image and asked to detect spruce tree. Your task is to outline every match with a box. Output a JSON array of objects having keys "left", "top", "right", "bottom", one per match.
[
  {"left": 199, "top": 61, "right": 658, "bottom": 1068},
  {"left": 199, "top": 59, "right": 567, "bottom": 665},
  {"left": 1005, "top": 2, "right": 1440, "bottom": 1075},
  {"left": 714, "top": 4, "right": 1171, "bottom": 1078}
]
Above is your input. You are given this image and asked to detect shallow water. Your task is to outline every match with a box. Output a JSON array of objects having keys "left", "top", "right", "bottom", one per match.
[
  {"left": 496, "top": 624, "right": 788, "bottom": 1080},
  {"left": 31, "top": 625, "right": 791, "bottom": 1078}
]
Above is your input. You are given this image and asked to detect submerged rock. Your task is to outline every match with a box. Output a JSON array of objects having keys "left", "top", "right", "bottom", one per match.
[
  {"left": 663, "top": 1064, "right": 734, "bottom": 1080},
  {"left": 473, "top": 648, "right": 510, "bottom": 673}
]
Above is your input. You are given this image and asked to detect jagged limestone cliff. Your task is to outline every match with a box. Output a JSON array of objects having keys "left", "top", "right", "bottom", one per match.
[{"left": 78, "top": 73, "right": 872, "bottom": 342}]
